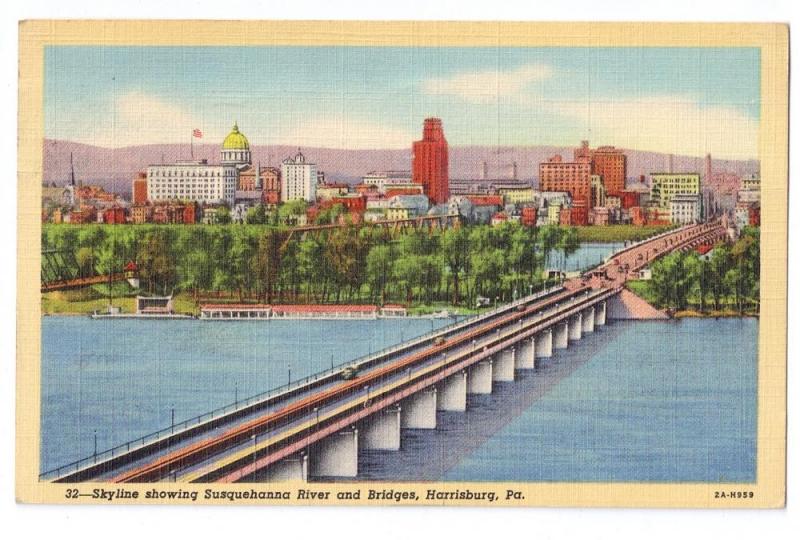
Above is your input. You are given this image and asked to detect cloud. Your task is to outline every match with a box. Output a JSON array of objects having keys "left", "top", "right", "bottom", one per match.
[
  {"left": 422, "top": 64, "right": 553, "bottom": 104},
  {"left": 63, "top": 92, "right": 200, "bottom": 148},
  {"left": 262, "top": 115, "right": 415, "bottom": 150},
  {"left": 552, "top": 96, "right": 758, "bottom": 160}
]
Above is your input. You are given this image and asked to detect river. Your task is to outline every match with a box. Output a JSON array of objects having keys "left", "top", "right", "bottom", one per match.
[{"left": 40, "top": 315, "right": 756, "bottom": 483}]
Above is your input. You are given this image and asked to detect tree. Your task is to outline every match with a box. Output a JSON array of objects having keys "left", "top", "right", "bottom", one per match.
[
  {"left": 557, "top": 227, "right": 580, "bottom": 270},
  {"left": 709, "top": 246, "right": 732, "bottom": 311},
  {"left": 278, "top": 200, "right": 308, "bottom": 225},
  {"left": 245, "top": 204, "right": 268, "bottom": 225},
  {"left": 539, "top": 225, "right": 561, "bottom": 272},
  {"left": 136, "top": 229, "right": 176, "bottom": 294},
  {"left": 215, "top": 207, "right": 232, "bottom": 225},
  {"left": 297, "top": 236, "right": 325, "bottom": 302},
  {"left": 441, "top": 227, "right": 470, "bottom": 305},
  {"left": 75, "top": 246, "right": 94, "bottom": 277},
  {"left": 393, "top": 255, "right": 423, "bottom": 303},
  {"left": 646, "top": 251, "right": 694, "bottom": 311},
  {"left": 366, "top": 244, "right": 394, "bottom": 305},
  {"left": 254, "top": 230, "right": 285, "bottom": 303}
]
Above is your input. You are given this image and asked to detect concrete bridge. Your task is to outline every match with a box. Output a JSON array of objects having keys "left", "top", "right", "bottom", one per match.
[{"left": 43, "top": 222, "right": 725, "bottom": 484}]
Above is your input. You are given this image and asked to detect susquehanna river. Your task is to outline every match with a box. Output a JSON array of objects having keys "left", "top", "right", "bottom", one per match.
[{"left": 41, "top": 316, "right": 756, "bottom": 482}]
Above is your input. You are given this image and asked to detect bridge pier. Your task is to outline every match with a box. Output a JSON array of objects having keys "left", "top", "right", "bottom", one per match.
[
  {"left": 582, "top": 307, "right": 595, "bottom": 333},
  {"left": 515, "top": 338, "right": 535, "bottom": 370},
  {"left": 554, "top": 321, "right": 569, "bottom": 349},
  {"left": 401, "top": 387, "right": 438, "bottom": 429},
  {"left": 467, "top": 359, "right": 493, "bottom": 394},
  {"left": 569, "top": 313, "right": 583, "bottom": 341},
  {"left": 492, "top": 349, "right": 515, "bottom": 382},
  {"left": 260, "top": 453, "right": 309, "bottom": 482},
  {"left": 535, "top": 329, "right": 553, "bottom": 358},
  {"left": 595, "top": 301, "right": 606, "bottom": 326},
  {"left": 309, "top": 428, "right": 359, "bottom": 478},
  {"left": 437, "top": 371, "right": 467, "bottom": 412},
  {"left": 360, "top": 405, "right": 401, "bottom": 451}
]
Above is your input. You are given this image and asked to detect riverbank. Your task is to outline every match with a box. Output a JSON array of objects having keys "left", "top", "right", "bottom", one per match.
[
  {"left": 41, "top": 290, "right": 488, "bottom": 318},
  {"left": 574, "top": 224, "right": 675, "bottom": 243},
  {"left": 626, "top": 281, "right": 759, "bottom": 318},
  {"left": 673, "top": 309, "right": 759, "bottom": 319}
]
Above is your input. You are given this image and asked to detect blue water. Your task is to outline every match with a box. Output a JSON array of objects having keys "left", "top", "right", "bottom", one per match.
[
  {"left": 547, "top": 242, "right": 623, "bottom": 272},
  {"left": 40, "top": 316, "right": 449, "bottom": 473},
  {"left": 443, "top": 318, "right": 757, "bottom": 482},
  {"left": 41, "top": 316, "right": 757, "bottom": 483}
]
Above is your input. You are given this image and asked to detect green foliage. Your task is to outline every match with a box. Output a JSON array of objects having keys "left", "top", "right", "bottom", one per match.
[
  {"left": 215, "top": 206, "right": 232, "bottom": 224},
  {"left": 573, "top": 224, "right": 676, "bottom": 243},
  {"left": 42, "top": 222, "right": 693, "bottom": 312},
  {"left": 641, "top": 227, "right": 760, "bottom": 314},
  {"left": 245, "top": 204, "right": 268, "bottom": 225}
]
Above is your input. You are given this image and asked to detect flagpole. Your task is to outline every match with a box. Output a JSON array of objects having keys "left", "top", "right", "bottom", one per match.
[{"left": 191, "top": 130, "right": 194, "bottom": 160}]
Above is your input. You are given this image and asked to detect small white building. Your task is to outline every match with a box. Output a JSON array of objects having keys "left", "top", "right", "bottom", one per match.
[
  {"left": 362, "top": 171, "right": 412, "bottom": 193},
  {"left": 280, "top": 150, "right": 317, "bottom": 203},
  {"left": 669, "top": 193, "right": 701, "bottom": 225},
  {"left": 388, "top": 194, "right": 430, "bottom": 217}
]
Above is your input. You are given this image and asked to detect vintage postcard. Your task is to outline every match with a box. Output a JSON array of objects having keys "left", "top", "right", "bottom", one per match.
[{"left": 16, "top": 21, "right": 787, "bottom": 507}]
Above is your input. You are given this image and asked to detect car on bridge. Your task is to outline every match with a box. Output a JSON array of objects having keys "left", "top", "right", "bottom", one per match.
[{"left": 340, "top": 366, "right": 359, "bottom": 380}]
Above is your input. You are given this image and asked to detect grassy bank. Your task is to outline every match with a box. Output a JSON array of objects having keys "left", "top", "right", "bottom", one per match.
[
  {"left": 574, "top": 224, "right": 675, "bottom": 243},
  {"left": 42, "top": 288, "right": 486, "bottom": 317},
  {"left": 42, "top": 288, "right": 199, "bottom": 315},
  {"left": 626, "top": 280, "right": 758, "bottom": 317}
]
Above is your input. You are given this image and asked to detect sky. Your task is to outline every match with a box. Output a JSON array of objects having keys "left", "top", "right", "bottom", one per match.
[{"left": 44, "top": 46, "right": 760, "bottom": 159}]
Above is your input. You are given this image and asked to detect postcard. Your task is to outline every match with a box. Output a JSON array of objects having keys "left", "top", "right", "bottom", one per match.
[{"left": 16, "top": 21, "right": 787, "bottom": 507}]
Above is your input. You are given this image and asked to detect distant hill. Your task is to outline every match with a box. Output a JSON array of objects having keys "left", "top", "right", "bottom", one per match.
[{"left": 43, "top": 139, "right": 760, "bottom": 198}]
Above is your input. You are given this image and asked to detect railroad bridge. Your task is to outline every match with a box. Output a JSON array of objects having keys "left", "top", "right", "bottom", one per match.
[{"left": 42, "top": 222, "right": 725, "bottom": 484}]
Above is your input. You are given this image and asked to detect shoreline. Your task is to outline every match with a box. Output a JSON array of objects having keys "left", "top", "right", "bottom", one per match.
[{"left": 672, "top": 310, "right": 759, "bottom": 319}]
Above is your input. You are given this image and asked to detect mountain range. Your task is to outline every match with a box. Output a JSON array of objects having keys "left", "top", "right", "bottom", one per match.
[{"left": 42, "top": 139, "right": 760, "bottom": 198}]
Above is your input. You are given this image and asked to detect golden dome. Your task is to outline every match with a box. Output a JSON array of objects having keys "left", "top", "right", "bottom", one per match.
[{"left": 222, "top": 122, "right": 249, "bottom": 150}]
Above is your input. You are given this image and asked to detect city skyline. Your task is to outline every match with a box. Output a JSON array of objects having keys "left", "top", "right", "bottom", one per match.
[{"left": 45, "top": 46, "right": 759, "bottom": 159}]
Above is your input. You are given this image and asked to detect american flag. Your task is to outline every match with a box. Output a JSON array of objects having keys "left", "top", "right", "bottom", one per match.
[{"left": 192, "top": 129, "right": 203, "bottom": 138}]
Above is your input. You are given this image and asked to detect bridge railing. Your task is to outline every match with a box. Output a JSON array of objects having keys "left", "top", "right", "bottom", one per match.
[
  {"left": 39, "top": 283, "right": 564, "bottom": 481},
  {"left": 600, "top": 223, "right": 710, "bottom": 266}
]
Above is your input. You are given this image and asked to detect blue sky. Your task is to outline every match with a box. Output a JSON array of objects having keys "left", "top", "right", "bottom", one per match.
[{"left": 44, "top": 46, "right": 760, "bottom": 159}]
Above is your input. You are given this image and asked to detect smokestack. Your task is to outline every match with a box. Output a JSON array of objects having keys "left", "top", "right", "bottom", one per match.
[
  {"left": 511, "top": 161, "right": 518, "bottom": 180},
  {"left": 69, "top": 152, "right": 76, "bottom": 186},
  {"left": 482, "top": 160, "right": 488, "bottom": 180},
  {"left": 705, "top": 153, "right": 713, "bottom": 182}
]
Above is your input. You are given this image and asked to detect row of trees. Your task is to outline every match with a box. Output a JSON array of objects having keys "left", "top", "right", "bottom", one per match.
[
  {"left": 644, "top": 226, "right": 760, "bottom": 314},
  {"left": 42, "top": 222, "right": 582, "bottom": 308}
]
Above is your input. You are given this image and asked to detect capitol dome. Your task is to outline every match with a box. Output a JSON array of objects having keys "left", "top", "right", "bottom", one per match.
[
  {"left": 222, "top": 122, "right": 250, "bottom": 150},
  {"left": 220, "top": 122, "right": 251, "bottom": 166}
]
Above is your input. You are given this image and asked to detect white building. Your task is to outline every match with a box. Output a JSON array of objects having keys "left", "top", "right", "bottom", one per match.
[
  {"left": 669, "top": 193, "right": 701, "bottom": 225},
  {"left": 281, "top": 150, "right": 317, "bottom": 203},
  {"left": 742, "top": 173, "right": 760, "bottom": 191},
  {"left": 146, "top": 123, "right": 250, "bottom": 205},
  {"left": 362, "top": 171, "right": 412, "bottom": 193}
]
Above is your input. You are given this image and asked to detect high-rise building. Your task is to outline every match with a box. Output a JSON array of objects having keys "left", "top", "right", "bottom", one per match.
[
  {"left": 132, "top": 172, "right": 148, "bottom": 204},
  {"left": 650, "top": 173, "right": 701, "bottom": 210},
  {"left": 590, "top": 146, "right": 627, "bottom": 197},
  {"left": 412, "top": 118, "right": 449, "bottom": 204},
  {"left": 573, "top": 141, "right": 627, "bottom": 197},
  {"left": 539, "top": 155, "right": 591, "bottom": 202},
  {"left": 280, "top": 149, "right": 317, "bottom": 202}
]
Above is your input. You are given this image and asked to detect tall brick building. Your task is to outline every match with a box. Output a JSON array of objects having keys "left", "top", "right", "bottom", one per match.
[
  {"left": 412, "top": 118, "right": 449, "bottom": 204},
  {"left": 539, "top": 154, "right": 591, "bottom": 202},
  {"left": 132, "top": 172, "right": 148, "bottom": 204},
  {"left": 574, "top": 141, "right": 627, "bottom": 198}
]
